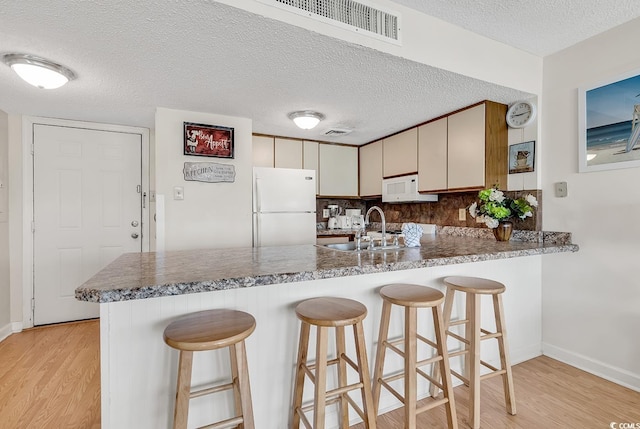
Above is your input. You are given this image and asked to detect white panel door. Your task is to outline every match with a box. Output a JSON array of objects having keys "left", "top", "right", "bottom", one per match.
[{"left": 33, "top": 124, "right": 142, "bottom": 325}]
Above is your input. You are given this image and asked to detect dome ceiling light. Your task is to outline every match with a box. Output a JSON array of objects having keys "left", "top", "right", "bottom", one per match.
[
  {"left": 288, "top": 110, "right": 325, "bottom": 130},
  {"left": 2, "top": 53, "right": 76, "bottom": 89}
]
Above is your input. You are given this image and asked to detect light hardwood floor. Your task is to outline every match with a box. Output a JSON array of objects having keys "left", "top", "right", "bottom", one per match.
[
  {"left": 1, "top": 320, "right": 639, "bottom": 428},
  {"left": 0, "top": 320, "right": 100, "bottom": 429}
]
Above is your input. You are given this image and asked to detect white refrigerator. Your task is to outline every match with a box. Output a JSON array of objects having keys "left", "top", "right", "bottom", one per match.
[{"left": 253, "top": 167, "right": 317, "bottom": 247}]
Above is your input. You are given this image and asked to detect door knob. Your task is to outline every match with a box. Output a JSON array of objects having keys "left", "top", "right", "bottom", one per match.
[
  {"left": 131, "top": 232, "right": 139, "bottom": 239},
  {"left": 131, "top": 220, "right": 139, "bottom": 227}
]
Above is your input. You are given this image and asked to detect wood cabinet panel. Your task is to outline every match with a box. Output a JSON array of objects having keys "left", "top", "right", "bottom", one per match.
[
  {"left": 418, "top": 118, "right": 447, "bottom": 192},
  {"left": 274, "top": 138, "right": 303, "bottom": 169},
  {"left": 383, "top": 128, "right": 417, "bottom": 177},
  {"left": 359, "top": 140, "right": 383, "bottom": 197},
  {"left": 252, "top": 135, "right": 274, "bottom": 167},
  {"left": 319, "top": 144, "right": 358, "bottom": 197}
]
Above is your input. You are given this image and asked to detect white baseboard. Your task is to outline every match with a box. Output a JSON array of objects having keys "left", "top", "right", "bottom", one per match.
[
  {"left": 0, "top": 322, "right": 23, "bottom": 343},
  {"left": 543, "top": 342, "right": 640, "bottom": 392}
]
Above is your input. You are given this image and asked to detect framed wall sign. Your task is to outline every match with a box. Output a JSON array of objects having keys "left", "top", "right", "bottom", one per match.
[
  {"left": 578, "top": 69, "right": 640, "bottom": 172},
  {"left": 183, "top": 122, "right": 234, "bottom": 159},
  {"left": 509, "top": 141, "right": 535, "bottom": 174}
]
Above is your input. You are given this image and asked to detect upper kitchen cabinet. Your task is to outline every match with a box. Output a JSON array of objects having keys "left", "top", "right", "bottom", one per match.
[
  {"left": 252, "top": 135, "right": 274, "bottom": 167},
  {"left": 318, "top": 144, "right": 358, "bottom": 197},
  {"left": 359, "top": 139, "right": 383, "bottom": 197},
  {"left": 418, "top": 101, "right": 507, "bottom": 192},
  {"left": 383, "top": 128, "right": 417, "bottom": 178},
  {"left": 418, "top": 117, "right": 448, "bottom": 192},
  {"left": 447, "top": 101, "right": 508, "bottom": 191},
  {"left": 303, "top": 140, "right": 319, "bottom": 194},
  {"left": 274, "top": 138, "right": 303, "bottom": 169}
]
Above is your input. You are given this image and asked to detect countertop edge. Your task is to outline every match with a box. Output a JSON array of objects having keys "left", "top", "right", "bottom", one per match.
[{"left": 76, "top": 242, "right": 578, "bottom": 304}]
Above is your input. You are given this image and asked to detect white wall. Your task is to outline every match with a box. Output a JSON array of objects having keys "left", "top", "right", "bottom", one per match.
[
  {"left": 541, "top": 17, "right": 640, "bottom": 390},
  {"left": 220, "top": 0, "right": 542, "bottom": 95},
  {"left": 155, "top": 108, "right": 253, "bottom": 251},
  {"left": 0, "top": 109, "right": 10, "bottom": 341}
]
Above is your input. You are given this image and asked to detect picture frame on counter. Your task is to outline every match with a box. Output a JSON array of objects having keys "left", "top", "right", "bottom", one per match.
[
  {"left": 184, "top": 122, "right": 234, "bottom": 159},
  {"left": 578, "top": 68, "right": 640, "bottom": 172},
  {"left": 509, "top": 141, "right": 535, "bottom": 174}
]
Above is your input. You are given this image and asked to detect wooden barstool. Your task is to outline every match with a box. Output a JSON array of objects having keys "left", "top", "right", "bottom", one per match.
[
  {"left": 372, "top": 284, "right": 458, "bottom": 429},
  {"left": 432, "top": 276, "right": 516, "bottom": 429},
  {"left": 292, "top": 297, "right": 377, "bottom": 429},
  {"left": 163, "top": 309, "right": 256, "bottom": 429}
]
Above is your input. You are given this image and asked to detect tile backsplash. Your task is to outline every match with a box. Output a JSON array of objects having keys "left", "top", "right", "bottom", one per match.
[{"left": 317, "top": 190, "right": 542, "bottom": 231}]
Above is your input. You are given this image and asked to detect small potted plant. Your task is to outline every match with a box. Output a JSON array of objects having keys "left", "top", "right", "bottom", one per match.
[{"left": 468, "top": 188, "right": 538, "bottom": 241}]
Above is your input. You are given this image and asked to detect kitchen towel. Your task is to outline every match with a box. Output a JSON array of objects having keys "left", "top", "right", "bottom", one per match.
[{"left": 402, "top": 223, "right": 423, "bottom": 247}]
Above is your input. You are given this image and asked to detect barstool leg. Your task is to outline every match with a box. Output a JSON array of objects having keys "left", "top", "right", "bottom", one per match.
[
  {"left": 430, "top": 288, "right": 456, "bottom": 398},
  {"left": 336, "top": 326, "right": 349, "bottom": 429},
  {"left": 353, "top": 321, "right": 377, "bottom": 429},
  {"left": 173, "top": 350, "right": 193, "bottom": 429},
  {"left": 493, "top": 294, "right": 517, "bottom": 415},
  {"left": 292, "top": 322, "right": 310, "bottom": 429},
  {"left": 433, "top": 304, "right": 458, "bottom": 429},
  {"left": 233, "top": 340, "right": 255, "bottom": 429},
  {"left": 468, "top": 293, "right": 482, "bottom": 429},
  {"left": 404, "top": 306, "right": 418, "bottom": 429},
  {"left": 314, "top": 326, "right": 329, "bottom": 429},
  {"left": 230, "top": 344, "right": 244, "bottom": 429},
  {"left": 372, "top": 300, "right": 392, "bottom": 413}
]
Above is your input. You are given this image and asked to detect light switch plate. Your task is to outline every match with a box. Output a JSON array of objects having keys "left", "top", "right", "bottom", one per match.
[
  {"left": 173, "top": 186, "right": 184, "bottom": 200},
  {"left": 555, "top": 182, "right": 568, "bottom": 198}
]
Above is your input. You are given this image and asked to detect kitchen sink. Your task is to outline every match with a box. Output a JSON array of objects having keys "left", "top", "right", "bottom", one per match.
[{"left": 319, "top": 242, "right": 404, "bottom": 252}]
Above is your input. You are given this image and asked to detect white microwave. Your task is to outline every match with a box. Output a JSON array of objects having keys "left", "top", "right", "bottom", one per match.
[{"left": 382, "top": 174, "right": 438, "bottom": 203}]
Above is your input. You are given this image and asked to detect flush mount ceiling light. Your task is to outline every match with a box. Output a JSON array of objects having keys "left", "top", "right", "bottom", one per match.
[
  {"left": 2, "top": 53, "right": 76, "bottom": 89},
  {"left": 288, "top": 110, "right": 325, "bottom": 130}
]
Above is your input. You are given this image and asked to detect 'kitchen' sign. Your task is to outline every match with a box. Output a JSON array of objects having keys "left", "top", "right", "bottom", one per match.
[{"left": 183, "top": 162, "right": 235, "bottom": 183}]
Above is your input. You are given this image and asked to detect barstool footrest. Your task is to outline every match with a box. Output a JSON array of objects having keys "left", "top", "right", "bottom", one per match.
[
  {"left": 448, "top": 318, "right": 468, "bottom": 327},
  {"left": 480, "top": 369, "right": 506, "bottom": 381},
  {"left": 190, "top": 381, "right": 235, "bottom": 399},
  {"left": 416, "top": 333, "right": 438, "bottom": 349},
  {"left": 384, "top": 340, "right": 405, "bottom": 358},
  {"left": 480, "top": 329, "right": 502, "bottom": 340},
  {"left": 326, "top": 381, "right": 365, "bottom": 399},
  {"left": 446, "top": 330, "right": 470, "bottom": 345},
  {"left": 480, "top": 359, "right": 500, "bottom": 372},
  {"left": 416, "top": 397, "right": 450, "bottom": 415},
  {"left": 344, "top": 395, "right": 366, "bottom": 420},
  {"left": 199, "top": 415, "right": 244, "bottom": 429},
  {"left": 296, "top": 407, "right": 313, "bottom": 429},
  {"left": 451, "top": 369, "right": 470, "bottom": 386},
  {"left": 448, "top": 349, "right": 468, "bottom": 358},
  {"left": 378, "top": 378, "right": 406, "bottom": 404}
]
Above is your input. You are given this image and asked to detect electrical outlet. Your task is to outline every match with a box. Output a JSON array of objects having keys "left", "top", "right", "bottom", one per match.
[
  {"left": 555, "top": 182, "right": 568, "bottom": 198},
  {"left": 458, "top": 208, "right": 466, "bottom": 221},
  {"left": 322, "top": 209, "right": 329, "bottom": 218}
]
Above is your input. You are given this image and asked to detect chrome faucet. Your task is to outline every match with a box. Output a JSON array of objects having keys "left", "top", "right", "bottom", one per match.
[{"left": 365, "top": 205, "right": 386, "bottom": 249}]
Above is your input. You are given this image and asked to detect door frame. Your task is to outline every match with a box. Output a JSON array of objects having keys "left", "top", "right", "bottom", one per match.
[{"left": 21, "top": 116, "right": 150, "bottom": 328}]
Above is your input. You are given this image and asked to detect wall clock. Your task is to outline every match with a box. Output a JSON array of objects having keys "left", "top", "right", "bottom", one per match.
[{"left": 506, "top": 100, "right": 537, "bottom": 128}]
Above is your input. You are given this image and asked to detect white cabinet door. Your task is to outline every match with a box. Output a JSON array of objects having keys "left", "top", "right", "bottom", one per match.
[
  {"left": 303, "top": 140, "right": 319, "bottom": 194},
  {"left": 359, "top": 139, "right": 383, "bottom": 197},
  {"left": 418, "top": 118, "right": 448, "bottom": 192},
  {"left": 383, "top": 128, "right": 418, "bottom": 177},
  {"left": 275, "top": 137, "right": 303, "bottom": 169},
  {"left": 319, "top": 144, "right": 358, "bottom": 197},
  {"left": 448, "top": 104, "right": 486, "bottom": 190},
  {"left": 33, "top": 124, "right": 143, "bottom": 325},
  {"left": 252, "top": 135, "right": 274, "bottom": 167}
]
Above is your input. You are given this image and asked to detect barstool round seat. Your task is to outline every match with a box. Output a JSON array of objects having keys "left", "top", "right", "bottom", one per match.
[
  {"left": 379, "top": 283, "right": 444, "bottom": 307},
  {"left": 163, "top": 309, "right": 256, "bottom": 351},
  {"left": 444, "top": 276, "right": 506, "bottom": 294},
  {"left": 295, "top": 297, "right": 367, "bottom": 327}
]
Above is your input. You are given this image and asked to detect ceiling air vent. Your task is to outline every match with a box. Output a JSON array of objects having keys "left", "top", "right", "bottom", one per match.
[
  {"left": 324, "top": 128, "right": 353, "bottom": 137},
  {"left": 264, "top": 0, "right": 401, "bottom": 44}
]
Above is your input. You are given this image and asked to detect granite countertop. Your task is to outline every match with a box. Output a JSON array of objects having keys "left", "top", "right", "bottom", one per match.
[{"left": 76, "top": 227, "right": 578, "bottom": 303}]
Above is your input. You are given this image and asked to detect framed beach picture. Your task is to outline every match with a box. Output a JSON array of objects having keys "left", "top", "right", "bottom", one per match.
[
  {"left": 509, "top": 141, "right": 535, "bottom": 174},
  {"left": 183, "top": 122, "right": 234, "bottom": 159},
  {"left": 578, "top": 69, "right": 640, "bottom": 172}
]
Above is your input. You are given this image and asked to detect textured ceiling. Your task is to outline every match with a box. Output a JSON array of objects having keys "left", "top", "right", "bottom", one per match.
[
  {"left": 0, "top": 1, "right": 635, "bottom": 144},
  {"left": 392, "top": 0, "right": 640, "bottom": 56}
]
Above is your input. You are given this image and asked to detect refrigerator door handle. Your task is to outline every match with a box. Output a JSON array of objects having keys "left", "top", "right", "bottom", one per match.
[{"left": 255, "top": 177, "right": 262, "bottom": 213}]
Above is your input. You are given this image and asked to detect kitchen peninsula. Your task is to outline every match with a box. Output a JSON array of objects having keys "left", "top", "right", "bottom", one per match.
[{"left": 78, "top": 228, "right": 577, "bottom": 429}]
